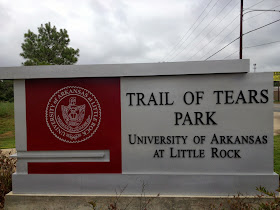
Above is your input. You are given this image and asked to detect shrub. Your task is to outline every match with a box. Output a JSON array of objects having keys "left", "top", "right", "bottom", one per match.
[
  {"left": 0, "top": 80, "right": 14, "bottom": 103},
  {"left": 210, "top": 186, "right": 280, "bottom": 210},
  {"left": 0, "top": 150, "right": 16, "bottom": 209}
]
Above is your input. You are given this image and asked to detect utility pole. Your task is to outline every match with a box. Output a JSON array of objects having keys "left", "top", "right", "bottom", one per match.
[
  {"left": 239, "top": 2, "right": 280, "bottom": 60},
  {"left": 240, "top": 0, "right": 243, "bottom": 59}
]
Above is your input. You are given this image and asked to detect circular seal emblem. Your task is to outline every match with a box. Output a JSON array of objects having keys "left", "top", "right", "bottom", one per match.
[{"left": 45, "top": 86, "right": 101, "bottom": 143}]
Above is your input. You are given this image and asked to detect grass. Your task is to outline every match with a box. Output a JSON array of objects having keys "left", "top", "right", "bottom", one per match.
[
  {"left": 0, "top": 102, "right": 15, "bottom": 149},
  {"left": 0, "top": 102, "right": 14, "bottom": 118}
]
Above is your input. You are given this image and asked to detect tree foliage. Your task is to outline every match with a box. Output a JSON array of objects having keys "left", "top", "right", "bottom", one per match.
[
  {"left": 0, "top": 80, "right": 13, "bottom": 102},
  {"left": 20, "top": 22, "right": 79, "bottom": 66}
]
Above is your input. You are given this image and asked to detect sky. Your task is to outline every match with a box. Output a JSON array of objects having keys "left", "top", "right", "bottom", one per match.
[{"left": 0, "top": 0, "right": 279, "bottom": 72}]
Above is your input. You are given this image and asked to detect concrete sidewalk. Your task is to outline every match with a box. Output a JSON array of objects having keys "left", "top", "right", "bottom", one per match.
[
  {"left": 274, "top": 112, "right": 280, "bottom": 136},
  {"left": 274, "top": 104, "right": 280, "bottom": 112}
]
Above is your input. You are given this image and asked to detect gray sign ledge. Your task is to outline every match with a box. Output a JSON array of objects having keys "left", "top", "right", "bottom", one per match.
[
  {"left": 0, "top": 59, "right": 249, "bottom": 80},
  {"left": 12, "top": 173, "right": 278, "bottom": 195}
]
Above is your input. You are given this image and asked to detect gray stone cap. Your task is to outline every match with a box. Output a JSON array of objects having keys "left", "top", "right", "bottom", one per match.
[{"left": 0, "top": 59, "right": 249, "bottom": 80}]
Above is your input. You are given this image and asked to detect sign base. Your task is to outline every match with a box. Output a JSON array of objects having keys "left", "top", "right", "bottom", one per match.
[
  {"left": 12, "top": 173, "right": 278, "bottom": 196},
  {"left": 5, "top": 192, "right": 278, "bottom": 210}
]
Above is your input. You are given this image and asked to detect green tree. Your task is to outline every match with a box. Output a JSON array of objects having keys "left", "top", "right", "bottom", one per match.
[
  {"left": 20, "top": 22, "right": 79, "bottom": 66},
  {"left": 0, "top": 80, "right": 13, "bottom": 102}
]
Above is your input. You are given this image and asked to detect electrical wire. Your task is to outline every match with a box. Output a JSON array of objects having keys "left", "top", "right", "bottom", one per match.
[
  {"left": 205, "top": 18, "right": 280, "bottom": 60},
  {"left": 244, "top": 0, "right": 265, "bottom": 10},
  {"left": 200, "top": 16, "right": 239, "bottom": 60},
  {"left": 164, "top": 0, "right": 221, "bottom": 61},
  {"left": 201, "top": 3, "right": 280, "bottom": 60},
  {"left": 183, "top": 0, "right": 238, "bottom": 61},
  {"left": 190, "top": 2, "right": 280, "bottom": 60},
  {"left": 244, "top": 40, "right": 280, "bottom": 48},
  {"left": 245, "top": 4, "right": 280, "bottom": 21},
  {"left": 187, "top": 0, "right": 240, "bottom": 61},
  {"left": 168, "top": 0, "right": 233, "bottom": 61},
  {"left": 223, "top": 40, "right": 280, "bottom": 60},
  {"left": 223, "top": 50, "right": 239, "bottom": 59},
  {"left": 161, "top": 0, "right": 214, "bottom": 61},
  {"left": 205, "top": 37, "right": 239, "bottom": 60},
  {"left": 243, "top": 18, "right": 280, "bottom": 35}
]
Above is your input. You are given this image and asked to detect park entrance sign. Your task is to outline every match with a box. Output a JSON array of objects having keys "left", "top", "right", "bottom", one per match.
[{"left": 0, "top": 59, "right": 278, "bottom": 195}]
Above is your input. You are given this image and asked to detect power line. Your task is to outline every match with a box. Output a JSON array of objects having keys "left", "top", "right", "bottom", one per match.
[
  {"left": 244, "top": 0, "right": 265, "bottom": 10},
  {"left": 246, "top": 9, "right": 280, "bottom": 13},
  {"left": 223, "top": 50, "right": 239, "bottom": 59},
  {"left": 244, "top": 40, "right": 280, "bottom": 48},
  {"left": 161, "top": 0, "right": 214, "bottom": 61},
  {"left": 162, "top": 1, "right": 280, "bottom": 62},
  {"left": 205, "top": 37, "right": 239, "bottom": 60},
  {"left": 185, "top": 0, "right": 238, "bottom": 61},
  {"left": 164, "top": 0, "right": 222, "bottom": 61},
  {"left": 245, "top": 4, "right": 280, "bottom": 21},
  {"left": 200, "top": 15, "right": 239, "bottom": 60},
  {"left": 187, "top": 0, "right": 240, "bottom": 61},
  {"left": 205, "top": 18, "right": 280, "bottom": 60},
  {"left": 223, "top": 40, "right": 280, "bottom": 60},
  {"left": 168, "top": 0, "right": 233, "bottom": 61},
  {"left": 201, "top": 3, "right": 280, "bottom": 60},
  {"left": 244, "top": 18, "right": 280, "bottom": 35}
]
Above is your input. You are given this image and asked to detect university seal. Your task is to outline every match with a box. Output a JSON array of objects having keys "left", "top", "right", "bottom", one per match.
[{"left": 45, "top": 86, "right": 101, "bottom": 143}]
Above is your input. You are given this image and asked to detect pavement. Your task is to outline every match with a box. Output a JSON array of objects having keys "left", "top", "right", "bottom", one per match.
[
  {"left": 274, "top": 112, "right": 280, "bottom": 136},
  {"left": 274, "top": 104, "right": 280, "bottom": 135},
  {"left": 274, "top": 103, "right": 280, "bottom": 112}
]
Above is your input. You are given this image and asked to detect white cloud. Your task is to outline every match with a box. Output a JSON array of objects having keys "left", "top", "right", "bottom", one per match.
[{"left": 0, "top": 0, "right": 279, "bottom": 71}]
